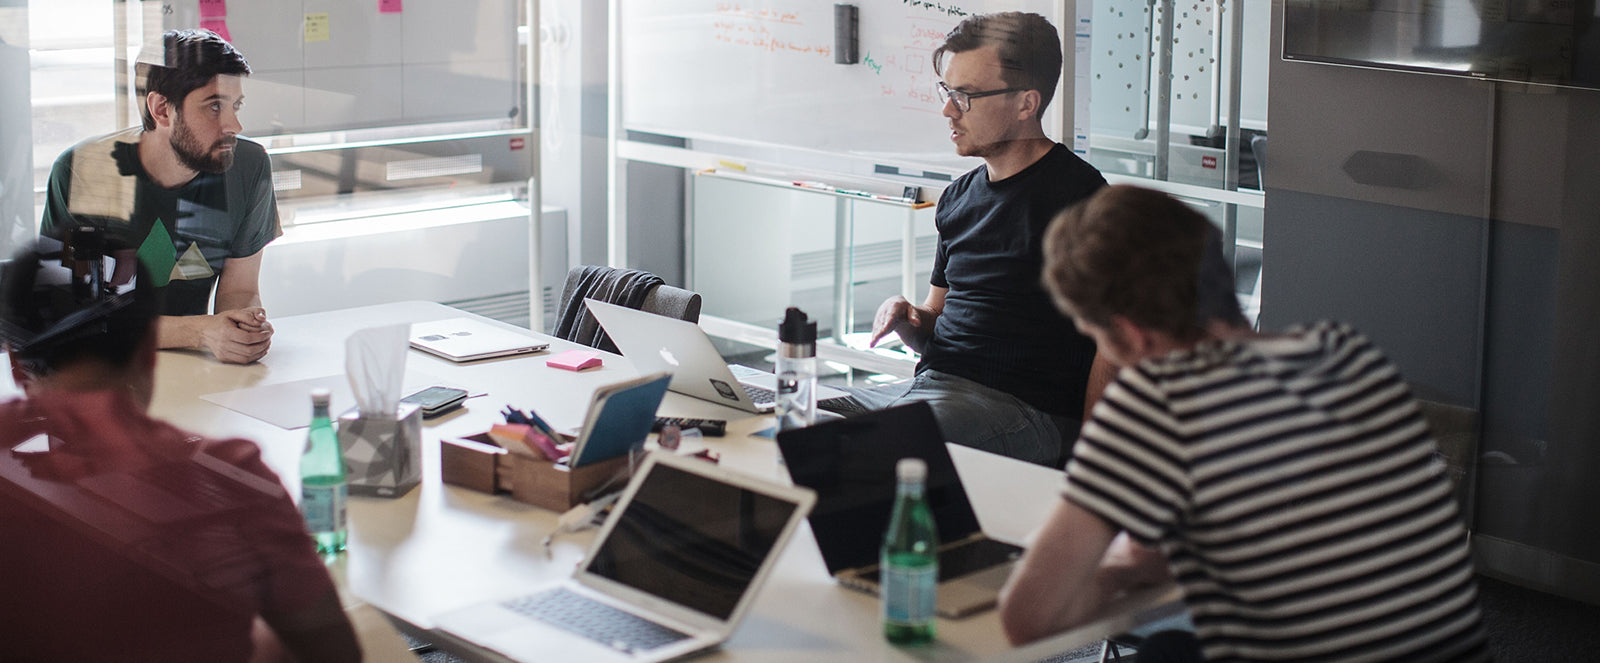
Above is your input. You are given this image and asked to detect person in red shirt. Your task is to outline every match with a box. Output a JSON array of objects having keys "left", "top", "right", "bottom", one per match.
[{"left": 0, "top": 233, "right": 360, "bottom": 662}]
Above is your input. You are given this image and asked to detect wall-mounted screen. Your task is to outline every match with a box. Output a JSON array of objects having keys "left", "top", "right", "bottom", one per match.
[{"left": 1282, "top": 0, "right": 1600, "bottom": 91}]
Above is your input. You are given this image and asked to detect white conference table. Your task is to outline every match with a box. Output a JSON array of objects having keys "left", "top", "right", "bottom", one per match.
[{"left": 131, "top": 300, "right": 1179, "bottom": 662}]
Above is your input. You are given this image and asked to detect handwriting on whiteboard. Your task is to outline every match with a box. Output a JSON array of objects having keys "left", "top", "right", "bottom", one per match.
[
  {"left": 715, "top": 3, "right": 801, "bottom": 24},
  {"left": 712, "top": 4, "right": 831, "bottom": 57},
  {"left": 903, "top": 0, "right": 970, "bottom": 18}
]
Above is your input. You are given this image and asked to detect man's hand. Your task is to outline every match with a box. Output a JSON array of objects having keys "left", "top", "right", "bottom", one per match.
[
  {"left": 869, "top": 295, "right": 932, "bottom": 352},
  {"left": 200, "top": 307, "right": 273, "bottom": 364}
]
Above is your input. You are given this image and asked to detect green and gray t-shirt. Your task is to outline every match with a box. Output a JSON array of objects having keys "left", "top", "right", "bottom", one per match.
[{"left": 41, "top": 127, "right": 281, "bottom": 316}]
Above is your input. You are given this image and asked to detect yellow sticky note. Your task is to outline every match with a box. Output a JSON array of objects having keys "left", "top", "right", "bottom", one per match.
[{"left": 304, "top": 13, "right": 330, "bottom": 42}]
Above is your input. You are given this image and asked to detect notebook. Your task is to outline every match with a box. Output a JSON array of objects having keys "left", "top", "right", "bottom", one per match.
[
  {"left": 410, "top": 318, "right": 549, "bottom": 362},
  {"left": 775, "top": 401, "right": 1023, "bottom": 618},
  {"left": 433, "top": 451, "right": 815, "bottom": 662},
  {"left": 584, "top": 299, "right": 850, "bottom": 414},
  {"left": 567, "top": 372, "right": 673, "bottom": 468}
]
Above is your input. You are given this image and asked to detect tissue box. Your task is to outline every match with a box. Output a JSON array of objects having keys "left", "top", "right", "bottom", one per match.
[
  {"left": 338, "top": 403, "right": 423, "bottom": 498},
  {"left": 440, "top": 432, "right": 630, "bottom": 511}
]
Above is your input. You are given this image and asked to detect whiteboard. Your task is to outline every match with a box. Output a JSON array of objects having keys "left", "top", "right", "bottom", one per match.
[{"left": 620, "top": 1, "right": 1067, "bottom": 169}]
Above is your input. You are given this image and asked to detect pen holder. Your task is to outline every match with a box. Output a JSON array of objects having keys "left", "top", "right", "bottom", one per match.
[
  {"left": 507, "top": 454, "right": 631, "bottom": 512},
  {"left": 338, "top": 403, "right": 423, "bottom": 498},
  {"left": 440, "top": 432, "right": 631, "bottom": 511}
]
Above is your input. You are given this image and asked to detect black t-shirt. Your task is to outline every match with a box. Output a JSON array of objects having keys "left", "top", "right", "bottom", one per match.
[
  {"left": 920, "top": 143, "right": 1105, "bottom": 417},
  {"left": 41, "top": 127, "right": 281, "bottom": 316}
]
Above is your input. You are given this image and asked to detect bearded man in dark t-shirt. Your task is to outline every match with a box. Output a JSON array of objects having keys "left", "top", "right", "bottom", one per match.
[
  {"left": 848, "top": 12, "right": 1111, "bottom": 467},
  {"left": 40, "top": 29, "right": 280, "bottom": 364}
]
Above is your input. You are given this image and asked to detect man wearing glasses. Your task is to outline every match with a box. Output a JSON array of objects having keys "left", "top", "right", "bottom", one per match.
[{"left": 853, "top": 12, "right": 1108, "bottom": 467}]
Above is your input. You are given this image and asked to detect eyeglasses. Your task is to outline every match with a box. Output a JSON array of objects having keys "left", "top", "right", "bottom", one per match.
[{"left": 936, "top": 81, "right": 1022, "bottom": 112}]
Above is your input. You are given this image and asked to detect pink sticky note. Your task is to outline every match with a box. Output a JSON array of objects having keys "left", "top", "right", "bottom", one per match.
[
  {"left": 379, "top": 0, "right": 403, "bottom": 13},
  {"left": 547, "top": 350, "right": 603, "bottom": 372},
  {"left": 199, "top": 0, "right": 227, "bottom": 19},
  {"left": 200, "top": 18, "right": 232, "bottom": 42}
]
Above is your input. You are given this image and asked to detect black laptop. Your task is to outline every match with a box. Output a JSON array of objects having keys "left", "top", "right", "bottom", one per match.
[{"left": 775, "top": 401, "right": 1023, "bottom": 618}]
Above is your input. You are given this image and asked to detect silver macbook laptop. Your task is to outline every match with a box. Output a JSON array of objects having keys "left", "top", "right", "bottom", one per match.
[
  {"left": 410, "top": 318, "right": 549, "bottom": 362},
  {"left": 433, "top": 451, "right": 815, "bottom": 662},
  {"left": 775, "top": 401, "right": 1023, "bottom": 618},
  {"left": 584, "top": 299, "right": 850, "bottom": 414}
]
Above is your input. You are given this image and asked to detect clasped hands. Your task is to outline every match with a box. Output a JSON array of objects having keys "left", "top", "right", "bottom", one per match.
[{"left": 201, "top": 307, "right": 273, "bottom": 364}]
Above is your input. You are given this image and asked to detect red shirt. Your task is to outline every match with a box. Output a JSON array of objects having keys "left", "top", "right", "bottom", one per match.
[{"left": 0, "top": 391, "right": 336, "bottom": 662}]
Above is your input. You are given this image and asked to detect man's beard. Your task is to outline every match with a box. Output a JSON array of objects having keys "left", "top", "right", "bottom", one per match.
[{"left": 170, "top": 113, "right": 235, "bottom": 173}]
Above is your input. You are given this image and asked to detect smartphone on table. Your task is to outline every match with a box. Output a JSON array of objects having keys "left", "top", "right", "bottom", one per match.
[{"left": 401, "top": 386, "right": 469, "bottom": 419}]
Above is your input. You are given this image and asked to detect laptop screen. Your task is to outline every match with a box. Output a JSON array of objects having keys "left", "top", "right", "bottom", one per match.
[
  {"left": 775, "top": 402, "right": 984, "bottom": 573},
  {"left": 583, "top": 462, "right": 799, "bottom": 620}
]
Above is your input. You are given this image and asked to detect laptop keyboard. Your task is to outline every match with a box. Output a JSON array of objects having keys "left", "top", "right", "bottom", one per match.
[
  {"left": 137, "top": 461, "right": 270, "bottom": 513},
  {"left": 503, "top": 587, "right": 690, "bottom": 654},
  {"left": 740, "top": 383, "right": 861, "bottom": 414},
  {"left": 741, "top": 383, "right": 776, "bottom": 405}
]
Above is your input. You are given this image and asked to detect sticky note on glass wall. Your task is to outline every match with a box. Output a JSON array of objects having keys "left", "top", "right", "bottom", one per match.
[
  {"left": 200, "top": 18, "right": 231, "bottom": 42},
  {"left": 199, "top": 0, "right": 226, "bottom": 19},
  {"left": 379, "top": 0, "right": 403, "bottom": 13},
  {"left": 304, "top": 13, "right": 330, "bottom": 42}
]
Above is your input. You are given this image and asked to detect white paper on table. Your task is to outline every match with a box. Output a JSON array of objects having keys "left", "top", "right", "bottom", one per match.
[{"left": 200, "top": 373, "right": 478, "bottom": 429}]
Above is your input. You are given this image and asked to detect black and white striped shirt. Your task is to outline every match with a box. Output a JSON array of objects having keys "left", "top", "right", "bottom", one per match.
[{"left": 1064, "top": 322, "right": 1487, "bottom": 662}]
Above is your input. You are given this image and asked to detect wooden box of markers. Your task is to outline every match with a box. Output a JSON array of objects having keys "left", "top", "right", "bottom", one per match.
[{"left": 440, "top": 433, "right": 629, "bottom": 511}]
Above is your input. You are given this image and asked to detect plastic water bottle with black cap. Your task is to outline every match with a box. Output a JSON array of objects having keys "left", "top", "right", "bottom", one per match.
[{"left": 775, "top": 307, "right": 817, "bottom": 433}]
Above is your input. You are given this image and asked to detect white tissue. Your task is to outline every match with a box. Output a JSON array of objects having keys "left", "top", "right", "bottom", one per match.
[{"left": 346, "top": 324, "right": 410, "bottom": 417}]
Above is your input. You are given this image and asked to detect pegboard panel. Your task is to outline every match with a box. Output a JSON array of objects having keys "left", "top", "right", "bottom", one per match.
[
  {"left": 1090, "top": 0, "right": 1154, "bottom": 139},
  {"left": 1090, "top": 0, "right": 1267, "bottom": 141}
]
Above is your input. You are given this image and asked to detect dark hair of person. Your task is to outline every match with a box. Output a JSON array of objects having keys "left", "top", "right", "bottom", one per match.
[
  {"left": 137, "top": 29, "right": 251, "bottom": 131},
  {"left": 0, "top": 240, "right": 158, "bottom": 376},
  {"left": 1042, "top": 185, "right": 1246, "bottom": 343},
  {"left": 932, "top": 12, "right": 1062, "bottom": 120}
]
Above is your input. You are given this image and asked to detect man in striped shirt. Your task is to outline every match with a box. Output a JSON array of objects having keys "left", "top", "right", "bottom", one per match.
[{"left": 998, "top": 185, "right": 1487, "bottom": 661}]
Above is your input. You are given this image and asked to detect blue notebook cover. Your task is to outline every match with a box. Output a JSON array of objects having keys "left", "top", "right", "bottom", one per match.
[{"left": 568, "top": 372, "right": 673, "bottom": 468}]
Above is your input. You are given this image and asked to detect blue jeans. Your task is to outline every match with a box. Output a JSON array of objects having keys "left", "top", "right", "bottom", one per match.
[{"left": 842, "top": 370, "right": 1076, "bottom": 467}]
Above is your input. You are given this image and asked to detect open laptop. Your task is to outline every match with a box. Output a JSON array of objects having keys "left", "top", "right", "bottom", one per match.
[
  {"left": 584, "top": 299, "right": 850, "bottom": 414},
  {"left": 410, "top": 318, "right": 549, "bottom": 362},
  {"left": 433, "top": 451, "right": 816, "bottom": 662},
  {"left": 775, "top": 401, "right": 1023, "bottom": 618},
  {"left": 77, "top": 453, "right": 284, "bottom": 525}
]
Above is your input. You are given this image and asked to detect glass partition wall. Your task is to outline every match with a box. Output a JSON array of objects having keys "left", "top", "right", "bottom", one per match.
[{"left": 5, "top": 0, "right": 545, "bottom": 327}]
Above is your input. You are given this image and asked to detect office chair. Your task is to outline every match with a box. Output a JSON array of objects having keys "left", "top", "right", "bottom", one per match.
[
  {"left": 1250, "top": 133, "right": 1268, "bottom": 188},
  {"left": 553, "top": 265, "right": 702, "bottom": 354}
]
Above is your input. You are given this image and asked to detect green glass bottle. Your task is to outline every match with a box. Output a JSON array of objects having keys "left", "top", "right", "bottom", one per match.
[
  {"left": 882, "top": 457, "right": 938, "bottom": 644},
  {"left": 300, "top": 388, "right": 348, "bottom": 555}
]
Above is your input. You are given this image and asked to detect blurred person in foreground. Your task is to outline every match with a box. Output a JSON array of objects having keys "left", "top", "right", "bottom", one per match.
[
  {"left": 0, "top": 232, "right": 359, "bottom": 662},
  {"left": 998, "top": 185, "right": 1487, "bottom": 662}
]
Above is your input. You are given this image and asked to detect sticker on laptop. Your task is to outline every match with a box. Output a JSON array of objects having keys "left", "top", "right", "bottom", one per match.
[{"left": 710, "top": 379, "right": 739, "bottom": 401}]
